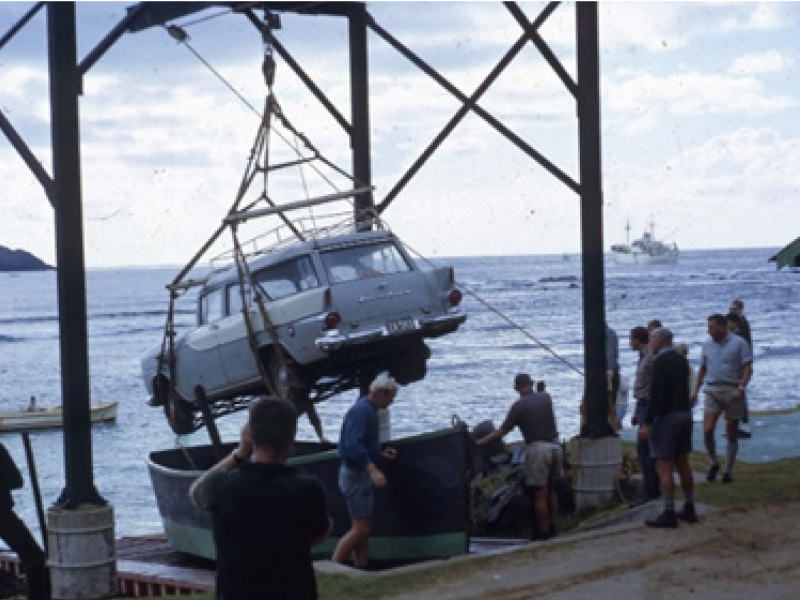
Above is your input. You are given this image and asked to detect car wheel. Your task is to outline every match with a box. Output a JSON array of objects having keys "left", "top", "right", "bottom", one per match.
[
  {"left": 163, "top": 390, "right": 196, "bottom": 435},
  {"left": 267, "top": 353, "right": 310, "bottom": 403}
]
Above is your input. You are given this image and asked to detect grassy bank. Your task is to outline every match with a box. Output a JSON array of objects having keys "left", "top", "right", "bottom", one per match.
[{"left": 120, "top": 451, "right": 800, "bottom": 600}]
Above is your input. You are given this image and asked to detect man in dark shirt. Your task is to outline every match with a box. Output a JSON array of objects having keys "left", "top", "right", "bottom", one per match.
[
  {"left": 190, "top": 397, "right": 331, "bottom": 600},
  {"left": 477, "top": 373, "right": 562, "bottom": 540},
  {"left": 0, "top": 442, "right": 49, "bottom": 600},
  {"left": 332, "top": 375, "right": 398, "bottom": 568},
  {"left": 641, "top": 328, "right": 696, "bottom": 528}
]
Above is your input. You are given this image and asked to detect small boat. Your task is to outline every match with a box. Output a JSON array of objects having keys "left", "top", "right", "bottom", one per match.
[
  {"left": 611, "top": 221, "right": 678, "bottom": 265},
  {"left": 0, "top": 401, "right": 119, "bottom": 432},
  {"left": 147, "top": 426, "right": 474, "bottom": 563}
]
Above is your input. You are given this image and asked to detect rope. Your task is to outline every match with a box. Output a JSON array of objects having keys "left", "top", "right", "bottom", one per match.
[{"left": 404, "top": 243, "right": 585, "bottom": 378}]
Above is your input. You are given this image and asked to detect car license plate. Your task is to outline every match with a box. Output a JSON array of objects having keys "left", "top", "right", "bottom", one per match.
[{"left": 386, "top": 317, "right": 417, "bottom": 334}]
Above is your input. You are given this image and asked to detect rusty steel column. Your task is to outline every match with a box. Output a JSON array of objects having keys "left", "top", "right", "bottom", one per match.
[
  {"left": 576, "top": 3, "right": 612, "bottom": 438},
  {"left": 48, "top": 1, "right": 105, "bottom": 505},
  {"left": 348, "top": 3, "right": 373, "bottom": 223}
]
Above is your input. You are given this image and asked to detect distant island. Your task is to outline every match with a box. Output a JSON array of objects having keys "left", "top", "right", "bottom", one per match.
[{"left": 0, "top": 244, "right": 53, "bottom": 272}]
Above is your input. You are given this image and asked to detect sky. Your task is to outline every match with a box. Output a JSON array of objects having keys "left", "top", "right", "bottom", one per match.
[{"left": 1, "top": 1, "right": 798, "bottom": 267}]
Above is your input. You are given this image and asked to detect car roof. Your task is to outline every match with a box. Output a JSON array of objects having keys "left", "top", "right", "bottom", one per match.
[{"left": 203, "top": 228, "right": 398, "bottom": 290}]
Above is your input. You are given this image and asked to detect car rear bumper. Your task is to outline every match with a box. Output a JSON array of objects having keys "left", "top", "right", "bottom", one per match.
[{"left": 314, "top": 313, "right": 466, "bottom": 352}]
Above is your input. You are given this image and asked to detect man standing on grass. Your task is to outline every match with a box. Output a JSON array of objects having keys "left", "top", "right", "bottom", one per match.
[
  {"left": 641, "top": 328, "right": 697, "bottom": 528},
  {"left": 692, "top": 314, "right": 753, "bottom": 484},
  {"left": 629, "top": 326, "right": 660, "bottom": 506},
  {"left": 190, "top": 397, "right": 331, "bottom": 599},
  {"left": 477, "top": 373, "right": 562, "bottom": 541}
]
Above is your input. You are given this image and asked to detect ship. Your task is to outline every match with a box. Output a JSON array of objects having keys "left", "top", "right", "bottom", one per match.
[{"left": 610, "top": 221, "right": 678, "bottom": 265}]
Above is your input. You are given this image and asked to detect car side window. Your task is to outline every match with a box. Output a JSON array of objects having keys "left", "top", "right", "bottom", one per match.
[
  {"left": 199, "top": 288, "right": 224, "bottom": 325},
  {"left": 227, "top": 282, "right": 250, "bottom": 315},
  {"left": 321, "top": 242, "right": 411, "bottom": 284},
  {"left": 253, "top": 256, "right": 319, "bottom": 300}
]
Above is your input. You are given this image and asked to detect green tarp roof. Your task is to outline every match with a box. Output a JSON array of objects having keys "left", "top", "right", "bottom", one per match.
[{"left": 770, "top": 237, "right": 800, "bottom": 270}]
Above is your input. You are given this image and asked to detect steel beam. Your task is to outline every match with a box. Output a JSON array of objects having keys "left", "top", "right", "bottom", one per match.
[
  {"left": 576, "top": 3, "right": 612, "bottom": 438},
  {"left": 47, "top": 2, "right": 105, "bottom": 506},
  {"left": 349, "top": 4, "right": 373, "bottom": 220}
]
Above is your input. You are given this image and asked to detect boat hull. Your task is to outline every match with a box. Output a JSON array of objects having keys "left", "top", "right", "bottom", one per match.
[
  {"left": 147, "top": 426, "right": 474, "bottom": 562},
  {"left": 612, "top": 251, "right": 678, "bottom": 265},
  {"left": 0, "top": 401, "right": 118, "bottom": 432}
]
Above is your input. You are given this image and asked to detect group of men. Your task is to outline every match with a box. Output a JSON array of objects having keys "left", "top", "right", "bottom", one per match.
[
  {"left": 628, "top": 299, "right": 754, "bottom": 528},
  {"left": 189, "top": 374, "right": 399, "bottom": 599}
]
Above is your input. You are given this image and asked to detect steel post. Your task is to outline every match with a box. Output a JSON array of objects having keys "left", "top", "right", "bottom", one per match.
[
  {"left": 348, "top": 4, "right": 374, "bottom": 221},
  {"left": 47, "top": 1, "right": 105, "bottom": 506},
  {"left": 576, "top": 3, "right": 612, "bottom": 438}
]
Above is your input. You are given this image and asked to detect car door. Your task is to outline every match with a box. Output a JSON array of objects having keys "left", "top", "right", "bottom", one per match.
[
  {"left": 176, "top": 287, "right": 229, "bottom": 399},
  {"left": 214, "top": 281, "right": 262, "bottom": 389}
]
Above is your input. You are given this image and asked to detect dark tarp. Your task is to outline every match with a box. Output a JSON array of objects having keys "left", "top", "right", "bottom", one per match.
[{"left": 770, "top": 236, "right": 800, "bottom": 270}]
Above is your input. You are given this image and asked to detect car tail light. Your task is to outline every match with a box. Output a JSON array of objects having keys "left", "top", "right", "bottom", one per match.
[
  {"left": 448, "top": 289, "right": 463, "bottom": 306},
  {"left": 324, "top": 312, "right": 341, "bottom": 330}
]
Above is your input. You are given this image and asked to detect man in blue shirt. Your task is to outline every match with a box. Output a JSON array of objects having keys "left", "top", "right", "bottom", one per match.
[
  {"left": 332, "top": 375, "right": 398, "bottom": 568},
  {"left": 692, "top": 314, "right": 753, "bottom": 484}
]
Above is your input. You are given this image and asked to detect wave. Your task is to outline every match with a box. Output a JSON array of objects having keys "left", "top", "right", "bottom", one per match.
[
  {"left": 0, "top": 334, "right": 21, "bottom": 343},
  {"left": 0, "top": 308, "right": 193, "bottom": 326}
]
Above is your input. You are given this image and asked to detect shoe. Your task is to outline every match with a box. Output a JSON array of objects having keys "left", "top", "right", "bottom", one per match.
[
  {"left": 706, "top": 463, "right": 720, "bottom": 482},
  {"left": 645, "top": 510, "right": 678, "bottom": 528},
  {"left": 722, "top": 473, "right": 734, "bottom": 484},
  {"left": 737, "top": 428, "right": 752, "bottom": 439},
  {"left": 677, "top": 503, "right": 698, "bottom": 523}
]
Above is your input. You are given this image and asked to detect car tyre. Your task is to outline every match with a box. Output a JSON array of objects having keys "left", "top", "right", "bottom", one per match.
[
  {"left": 267, "top": 353, "right": 310, "bottom": 404},
  {"left": 163, "top": 388, "right": 196, "bottom": 435}
]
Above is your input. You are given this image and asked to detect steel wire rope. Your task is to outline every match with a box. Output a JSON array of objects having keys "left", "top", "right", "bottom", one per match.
[
  {"left": 403, "top": 243, "right": 585, "bottom": 378},
  {"left": 164, "top": 23, "right": 364, "bottom": 227}
]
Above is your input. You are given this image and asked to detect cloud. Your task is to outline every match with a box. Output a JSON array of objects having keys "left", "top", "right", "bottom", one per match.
[
  {"left": 606, "top": 70, "right": 796, "bottom": 134},
  {"left": 720, "top": 2, "right": 795, "bottom": 32},
  {"left": 605, "top": 127, "right": 800, "bottom": 249},
  {"left": 730, "top": 51, "right": 792, "bottom": 75}
]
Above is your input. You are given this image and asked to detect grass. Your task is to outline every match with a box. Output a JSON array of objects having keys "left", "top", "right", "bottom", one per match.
[{"left": 118, "top": 451, "right": 800, "bottom": 600}]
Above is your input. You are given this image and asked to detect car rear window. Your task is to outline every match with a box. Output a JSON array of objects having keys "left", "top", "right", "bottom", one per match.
[
  {"left": 321, "top": 242, "right": 411, "bottom": 284},
  {"left": 253, "top": 256, "right": 320, "bottom": 300}
]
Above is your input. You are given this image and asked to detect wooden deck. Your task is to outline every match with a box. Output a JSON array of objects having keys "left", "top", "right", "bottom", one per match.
[{"left": 1, "top": 535, "right": 215, "bottom": 598}]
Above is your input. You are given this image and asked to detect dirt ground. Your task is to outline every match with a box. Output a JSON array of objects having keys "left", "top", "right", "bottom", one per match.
[{"left": 383, "top": 501, "right": 800, "bottom": 600}]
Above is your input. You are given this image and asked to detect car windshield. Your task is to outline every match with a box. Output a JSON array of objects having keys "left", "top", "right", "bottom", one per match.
[
  {"left": 253, "top": 255, "right": 320, "bottom": 300},
  {"left": 321, "top": 241, "right": 411, "bottom": 284}
]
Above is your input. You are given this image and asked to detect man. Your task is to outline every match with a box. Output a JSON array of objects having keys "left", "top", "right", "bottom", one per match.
[
  {"left": 629, "top": 326, "right": 659, "bottom": 506},
  {"left": 729, "top": 299, "right": 752, "bottom": 347},
  {"left": 606, "top": 324, "right": 621, "bottom": 429},
  {"left": 0, "top": 442, "right": 49, "bottom": 600},
  {"left": 332, "top": 375, "right": 398, "bottom": 568},
  {"left": 190, "top": 397, "right": 331, "bottom": 600},
  {"left": 692, "top": 314, "right": 753, "bottom": 484},
  {"left": 477, "top": 373, "right": 562, "bottom": 541},
  {"left": 726, "top": 311, "right": 753, "bottom": 438},
  {"left": 641, "top": 328, "right": 696, "bottom": 528}
]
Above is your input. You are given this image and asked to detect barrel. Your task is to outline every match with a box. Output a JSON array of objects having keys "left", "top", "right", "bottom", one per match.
[
  {"left": 568, "top": 436, "right": 622, "bottom": 511},
  {"left": 47, "top": 504, "right": 117, "bottom": 600}
]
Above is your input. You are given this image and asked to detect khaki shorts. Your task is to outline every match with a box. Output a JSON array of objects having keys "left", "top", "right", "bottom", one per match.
[
  {"left": 523, "top": 441, "right": 564, "bottom": 488},
  {"left": 704, "top": 385, "right": 744, "bottom": 420}
]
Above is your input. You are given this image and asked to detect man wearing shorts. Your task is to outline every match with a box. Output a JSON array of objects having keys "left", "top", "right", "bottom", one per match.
[
  {"left": 641, "top": 328, "right": 695, "bottom": 528},
  {"left": 332, "top": 375, "right": 398, "bottom": 568},
  {"left": 692, "top": 314, "right": 753, "bottom": 484},
  {"left": 477, "top": 373, "right": 563, "bottom": 540}
]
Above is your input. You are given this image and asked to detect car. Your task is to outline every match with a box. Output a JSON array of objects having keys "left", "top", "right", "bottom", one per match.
[{"left": 141, "top": 220, "right": 466, "bottom": 434}]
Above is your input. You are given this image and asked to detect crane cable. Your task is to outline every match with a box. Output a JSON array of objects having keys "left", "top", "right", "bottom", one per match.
[{"left": 405, "top": 243, "right": 585, "bottom": 378}]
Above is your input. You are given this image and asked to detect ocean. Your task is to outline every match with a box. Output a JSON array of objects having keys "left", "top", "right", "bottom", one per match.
[{"left": 1, "top": 247, "right": 798, "bottom": 540}]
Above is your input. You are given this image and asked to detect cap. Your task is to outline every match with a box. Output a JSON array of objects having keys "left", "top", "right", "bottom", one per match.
[{"left": 514, "top": 373, "right": 534, "bottom": 390}]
